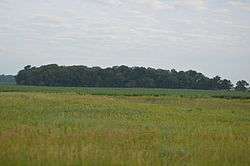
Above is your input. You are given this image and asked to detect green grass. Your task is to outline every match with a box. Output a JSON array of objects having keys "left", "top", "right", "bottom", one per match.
[
  {"left": 1, "top": 85, "right": 250, "bottom": 98},
  {"left": 0, "top": 85, "right": 249, "bottom": 165}
]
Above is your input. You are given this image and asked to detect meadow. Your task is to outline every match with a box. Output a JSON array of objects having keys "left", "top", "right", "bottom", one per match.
[{"left": 0, "top": 85, "right": 249, "bottom": 165}]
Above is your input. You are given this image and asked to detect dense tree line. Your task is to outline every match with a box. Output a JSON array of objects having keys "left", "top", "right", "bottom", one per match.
[
  {"left": 0, "top": 74, "right": 16, "bottom": 84},
  {"left": 15, "top": 64, "right": 238, "bottom": 90}
]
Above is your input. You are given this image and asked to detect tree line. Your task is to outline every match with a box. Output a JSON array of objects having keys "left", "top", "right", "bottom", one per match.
[
  {"left": 0, "top": 75, "right": 16, "bottom": 84},
  {"left": 14, "top": 64, "right": 249, "bottom": 90}
]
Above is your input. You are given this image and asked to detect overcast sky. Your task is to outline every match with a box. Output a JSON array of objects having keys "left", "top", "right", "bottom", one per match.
[{"left": 0, "top": 0, "right": 249, "bottom": 83}]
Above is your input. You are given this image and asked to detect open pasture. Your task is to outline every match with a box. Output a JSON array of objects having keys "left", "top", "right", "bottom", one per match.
[{"left": 0, "top": 85, "right": 249, "bottom": 165}]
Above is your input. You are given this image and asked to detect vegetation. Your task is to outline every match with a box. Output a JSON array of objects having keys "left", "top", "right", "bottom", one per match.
[
  {"left": 16, "top": 64, "right": 234, "bottom": 90},
  {"left": 0, "top": 85, "right": 249, "bottom": 165},
  {"left": 235, "top": 80, "right": 249, "bottom": 91},
  {"left": 0, "top": 75, "right": 15, "bottom": 84},
  {"left": 1, "top": 85, "right": 250, "bottom": 99}
]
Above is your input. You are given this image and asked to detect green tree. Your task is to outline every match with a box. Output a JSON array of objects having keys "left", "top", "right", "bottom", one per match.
[
  {"left": 24, "top": 65, "right": 31, "bottom": 71},
  {"left": 235, "top": 80, "right": 249, "bottom": 91},
  {"left": 219, "top": 79, "right": 233, "bottom": 90},
  {"left": 16, "top": 64, "right": 235, "bottom": 90}
]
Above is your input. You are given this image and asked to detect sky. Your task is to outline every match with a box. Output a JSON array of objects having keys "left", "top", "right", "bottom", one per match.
[{"left": 0, "top": 0, "right": 250, "bottom": 83}]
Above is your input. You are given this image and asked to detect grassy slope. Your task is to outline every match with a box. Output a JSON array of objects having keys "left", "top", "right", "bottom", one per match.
[{"left": 0, "top": 86, "right": 249, "bottom": 165}]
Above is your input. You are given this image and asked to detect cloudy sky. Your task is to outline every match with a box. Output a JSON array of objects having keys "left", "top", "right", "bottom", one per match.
[{"left": 0, "top": 0, "right": 250, "bottom": 83}]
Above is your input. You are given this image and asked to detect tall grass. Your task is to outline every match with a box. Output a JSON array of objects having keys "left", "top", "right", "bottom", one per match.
[{"left": 0, "top": 86, "right": 249, "bottom": 165}]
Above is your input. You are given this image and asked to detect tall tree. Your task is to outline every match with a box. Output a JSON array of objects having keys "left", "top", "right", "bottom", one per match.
[
  {"left": 219, "top": 79, "right": 233, "bottom": 90},
  {"left": 235, "top": 80, "right": 249, "bottom": 91}
]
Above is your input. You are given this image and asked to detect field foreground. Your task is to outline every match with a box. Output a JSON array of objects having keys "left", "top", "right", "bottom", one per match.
[{"left": 0, "top": 86, "right": 249, "bottom": 165}]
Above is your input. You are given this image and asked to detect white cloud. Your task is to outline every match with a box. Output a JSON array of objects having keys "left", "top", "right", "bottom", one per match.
[
  {"left": 95, "top": 0, "right": 208, "bottom": 11},
  {"left": 0, "top": 0, "right": 250, "bottom": 82},
  {"left": 32, "top": 14, "right": 64, "bottom": 25},
  {"left": 229, "top": 1, "right": 250, "bottom": 11},
  {"left": 171, "top": 0, "right": 207, "bottom": 10}
]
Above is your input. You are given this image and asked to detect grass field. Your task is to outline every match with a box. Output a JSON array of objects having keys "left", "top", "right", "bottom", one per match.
[{"left": 0, "top": 85, "right": 249, "bottom": 165}]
